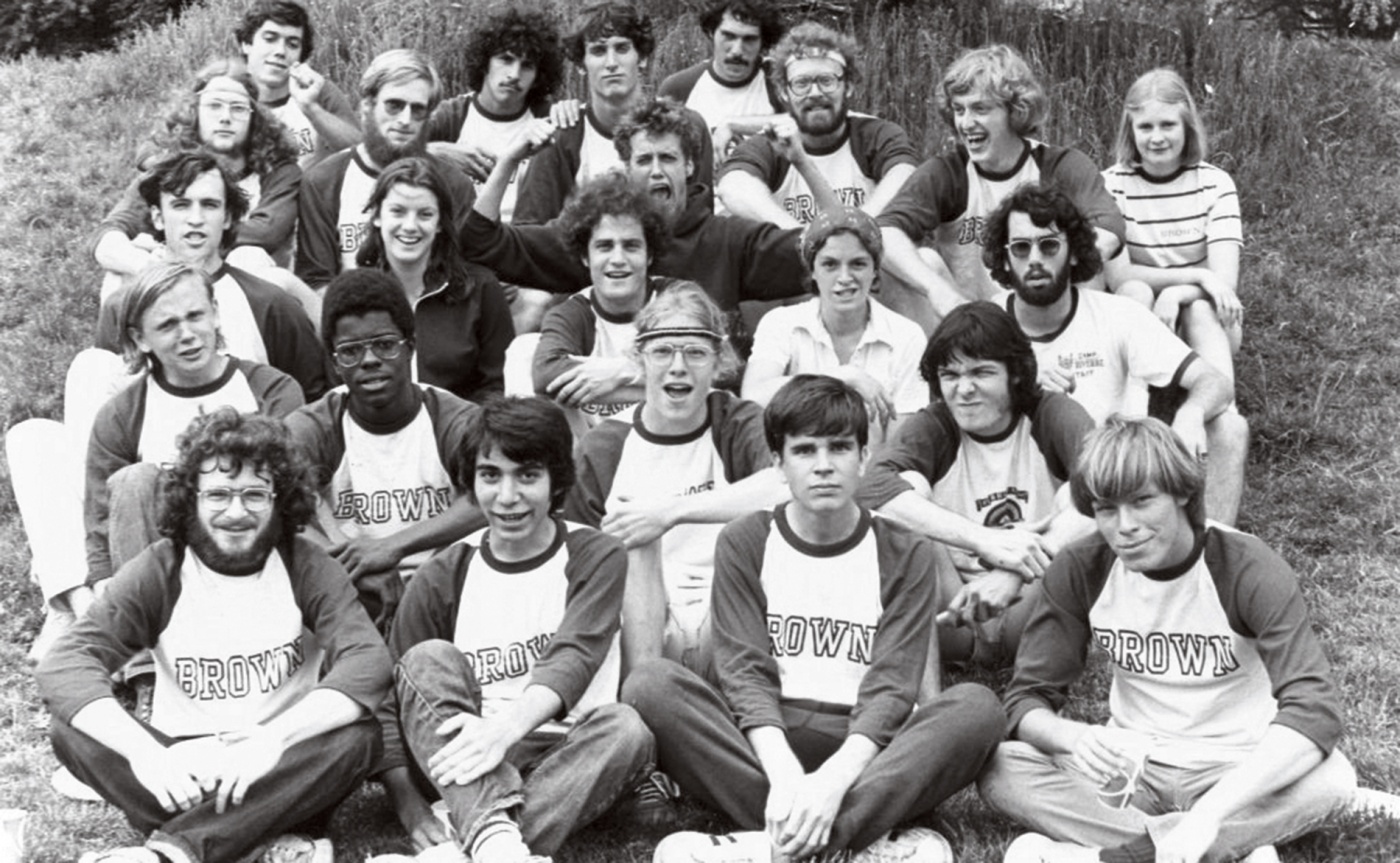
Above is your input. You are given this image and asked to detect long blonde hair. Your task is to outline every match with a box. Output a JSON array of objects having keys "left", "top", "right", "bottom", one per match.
[{"left": 1114, "top": 68, "right": 1208, "bottom": 168}]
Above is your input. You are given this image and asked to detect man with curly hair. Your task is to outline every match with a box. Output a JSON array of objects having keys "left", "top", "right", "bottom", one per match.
[
  {"left": 511, "top": 1, "right": 715, "bottom": 225},
  {"left": 37, "top": 408, "right": 392, "bottom": 863},
  {"left": 657, "top": 0, "right": 785, "bottom": 156},
  {"left": 874, "top": 43, "right": 1127, "bottom": 331},
  {"left": 92, "top": 60, "right": 306, "bottom": 281},
  {"left": 985, "top": 183, "right": 1247, "bottom": 526},
  {"left": 717, "top": 21, "right": 918, "bottom": 229},
  {"left": 236, "top": 0, "right": 362, "bottom": 170}
]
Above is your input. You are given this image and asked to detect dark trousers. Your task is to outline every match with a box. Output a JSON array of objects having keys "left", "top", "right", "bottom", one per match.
[{"left": 622, "top": 658, "right": 1005, "bottom": 853}]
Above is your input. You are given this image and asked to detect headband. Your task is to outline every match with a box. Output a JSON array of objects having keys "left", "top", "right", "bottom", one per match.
[{"left": 635, "top": 326, "right": 723, "bottom": 343}]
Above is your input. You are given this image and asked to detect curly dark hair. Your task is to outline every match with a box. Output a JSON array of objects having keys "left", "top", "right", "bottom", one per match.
[
  {"left": 699, "top": 0, "right": 784, "bottom": 51},
  {"left": 355, "top": 156, "right": 476, "bottom": 305},
  {"left": 454, "top": 396, "right": 576, "bottom": 512},
  {"left": 155, "top": 58, "right": 299, "bottom": 177},
  {"left": 613, "top": 97, "right": 703, "bottom": 166},
  {"left": 768, "top": 21, "right": 861, "bottom": 94},
  {"left": 920, "top": 301, "right": 1041, "bottom": 417},
  {"left": 157, "top": 408, "right": 318, "bottom": 544},
  {"left": 320, "top": 268, "right": 417, "bottom": 358},
  {"left": 982, "top": 183, "right": 1103, "bottom": 288},
  {"left": 138, "top": 151, "right": 250, "bottom": 243},
  {"left": 557, "top": 173, "right": 668, "bottom": 263},
  {"left": 764, "top": 374, "right": 869, "bottom": 453},
  {"left": 235, "top": 0, "right": 315, "bottom": 60},
  {"left": 565, "top": 1, "right": 655, "bottom": 64},
  {"left": 464, "top": 6, "right": 564, "bottom": 114}
]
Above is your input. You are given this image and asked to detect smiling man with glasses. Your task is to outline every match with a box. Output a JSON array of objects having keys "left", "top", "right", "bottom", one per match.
[
  {"left": 716, "top": 21, "right": 918, "bottom": 230},
  {"left": 985, "top": 183, "right": 1248, "bottom": 527},
  {"left": 286, "top": 269, "right": 484, "bottom": 636},
  {"left": 38, "top": 407, "right": 391, "bottom": 863},
  {"left": 296, "top": 49, "right": 477, "bottom": 291}
]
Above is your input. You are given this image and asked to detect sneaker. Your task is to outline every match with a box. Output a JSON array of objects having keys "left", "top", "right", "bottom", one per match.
[
  {"left": 52, "top": 765, "right": 104, "bottom": 802},
  {"left": 260, "top": 835, "right": 332, "bottom": 863},
  {"left": 1002, "top": 833, "right": 1099, "bottom": 863},
  {"left": 835, "top": 827, "right": 954, "bottom": 863},
  {"left": 78, "top": 848, "right": 163, "bottom": 863},
  {"left": 1241, "top": 847, "right": 1280, "bottom": 863},
  {"left": 652, "top": 831, "right": 770, "bottom": 863},
  {"left": 615, "top": 769, "right": 680, "bottom": 827},
  {"left": 1351, "top": 786, "right": 1400, "bottom": 820}
]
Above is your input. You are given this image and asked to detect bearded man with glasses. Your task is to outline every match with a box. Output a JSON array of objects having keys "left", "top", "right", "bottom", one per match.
[
  {"left": 716, "top": 21, "right": 918, "bottom": 230},
  {"left": 286, "top": 269, "right": 484, "bottom": 634},
  {"left": 37, "top": 407, "right": 391, "bottom": 863},
  {"left": 296, "top": 49, "right": 477, "bottom": 291},
  {"left": 986, "top": 183, "right": 1247, "bottom": 526}
]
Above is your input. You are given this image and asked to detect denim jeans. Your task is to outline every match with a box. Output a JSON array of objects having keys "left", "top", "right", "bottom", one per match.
[
  {"left": 979, "top": 740, "right": 1357, "bottom": 861},
  {"left": 622, "top": 658, "right": 1005, "bottom": 853},
  {"left": 51, "top": 712, "right": 380, "bottom": 863},
  {"left": 394, "top": 639, "right": 653, "bottom": 856}
]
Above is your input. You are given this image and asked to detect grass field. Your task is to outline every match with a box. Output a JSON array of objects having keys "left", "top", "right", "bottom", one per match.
[{"left": 1, "top": 0, "right": 1399, "bottom": 860}]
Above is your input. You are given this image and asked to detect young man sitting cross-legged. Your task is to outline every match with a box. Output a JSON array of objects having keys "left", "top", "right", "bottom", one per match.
[
  {"left": 380, "top": 396, "right": 654, "bottom": 863},
  {"left": 627, "top": 374, "right": 1005, "bottom": 863}
]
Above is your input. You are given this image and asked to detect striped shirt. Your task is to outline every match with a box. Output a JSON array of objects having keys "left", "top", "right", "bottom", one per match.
[{"left": 1103, "top": 162, "right": 1242, "bottom": 269}]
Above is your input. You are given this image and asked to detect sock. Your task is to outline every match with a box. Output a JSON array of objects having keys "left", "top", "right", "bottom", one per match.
[
  {"left": 1100, "top": 834, "right": 1156, "bottom": 863},
  {"left": 470, "top": 815, "right": 531, "bottom": 863}
]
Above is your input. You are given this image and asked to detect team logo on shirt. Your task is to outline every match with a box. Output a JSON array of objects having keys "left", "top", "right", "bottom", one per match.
[
  {"left": 1093, "top": 627, "right": 1241, "bottom": 678},
  {"left": 173, "top": 635, "right": 307, "bottom": 700},
  {"left": 463, "top": 633, "right": 554, "bottom": 685},
  {"left": 784, "top": 187, "right": 867, "bottom": 223},
  {"left": 333, "top": 485, "right": 453, "bottom": 525},
  {"left": 957, "top": 215, "right": 987, "bottom": 246},
  {"left": 767, "top": 614, "right": 878, "bottom": 664},
  {"left": 337, "top": 220, "right": 371, "bottom": 253}
]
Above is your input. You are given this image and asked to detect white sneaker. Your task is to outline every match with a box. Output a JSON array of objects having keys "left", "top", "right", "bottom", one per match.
[
  {"left": 1351, "top": 787, "right": 1400, "bottom": 820},
  {"left": 1002, "top": 833, "right": 1099, "bottom": 863},
  {"left": 260, "top": 835, "right": 332, "bottom": 863},
  {"left": 1240, "top": 846, "right": 1280, "bottom": 863},
  {"left": 652, "top": 831, "right": 770, "bottom": 863},
  {"left": 51, "top": 766, "right": 104, "bottom": 802},
  {"left": 838, "top": 827, "right": 953, "bottom": 862}
]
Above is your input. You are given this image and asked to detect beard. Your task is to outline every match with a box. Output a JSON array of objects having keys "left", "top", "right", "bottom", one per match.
[
  {"left": 363, "top": 121, "right": 427, "bottom": 168},
  {"left": 1011, "top": 262, "right": 1072, "bottom": 308},
  {"left": 185, "top": 511, "right": 281, "bottom": 576},
  {"left": 795, "top": 99, "right": 848, "bottom": 138}
]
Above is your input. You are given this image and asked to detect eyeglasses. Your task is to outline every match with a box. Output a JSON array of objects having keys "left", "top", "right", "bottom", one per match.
[
  {"left": 199, "top": 487, "right": 276, "bottom": 512},
  {"left": 333, "top": 336, "right": 407, "bottom": 367},
  {"left": 200, "top": 99, "right": 253, "bottom": 119},
  {"left": 641, "top": 343, "right": 718, "bottom": 365},
  {"left": 1005, "top": 237, "right": 1065, "bottom": 259},
  {"left": 381, "top": 98, "right": 429, "bottom": 121},
  {"left": 787, "top": 74, "right": 844, "bottom": 97}
]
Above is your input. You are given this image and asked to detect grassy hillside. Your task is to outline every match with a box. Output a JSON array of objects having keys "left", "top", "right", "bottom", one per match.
[{"left": 1, "top": 0, "right": 1398, "bottom": 860}]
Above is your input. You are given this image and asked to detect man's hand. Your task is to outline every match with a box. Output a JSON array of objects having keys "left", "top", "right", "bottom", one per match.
[
  {"left": 771, "top": 771, "right": 847, "bottom": 860},
  {"left": 288, "top": 62, "right": 326, "bottom": 108},
  {"left": 208, "top": 727, "right": 285, "bottom": 813},
  {"left": 827, "top": 367, "right": 895, "bottom": 431},
  {"left": 1069, "top": 725, "right": 1146, "bottom": 786},
  {"left": 1153, "top": 286, "right": 1188, "bottom": 333},
  {"left": 330, "top": 535, "right": 406, "bottom": 579},
  {"left": 343, "top": 566, "right": 404, "bottom": 631},
  {"left": 548, "top": 98, "right": 583, "bottom": 129},
  {"left": 1197, "top": 270, "right": 1243, "bottom": 331},
  {"left": 393, "top": 782, "right": 452, "bottom": 851},
  {"left": 973, "top": 526, "right": 1052, "bottom": 581},
  {"left": 600, "top": 496, "right": 674, "bottom": 549},
  {"left": 1170, "top": 404, "right": 1209, "bottom": 461},
  {"left": 1153, "top": 809, "right": 1219, "bottom": 863},
  {"left": 1037, "top": 366, "right": 1077, "bottom": 396},
  {"left": 765, "top": 116, "right": 809, "bottom": 167},
  {"left": 455, "top": 145, "right": 499, "bottom": 184},
  {"left": 137, "top": 740, "right": 216, "bottom": 813},
  {"left": 712, "top": 122, "right": 739, "bottom": 168},
  {"left": 546, "top": 356, "right": 637, "bottom": 408},
  {"left": 941, "top": 570, "right": 1023, "bottom": 627},
  {"left": 503, "top": 118, "right": 558, "bottom": 164},
  {"left": 428, "top": 712, "right": 512, "bottom": 787}
]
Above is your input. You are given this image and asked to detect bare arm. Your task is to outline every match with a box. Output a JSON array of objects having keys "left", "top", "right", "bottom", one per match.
[
  {"left": 93, "top": 230, "right": 159, "bottom": 276},
  {"left": 289, "top": 65, "right": 362, "bottom": 152},
  {"left": 474, "top": 118, "right": 556, "bottom": 222},
  {"left": 717, "top": 169, "right": 802, "bottom": 228},
  {"left": 878, "top": 226, "right": 966, "bottom": 320},
  {"left": 862, "top": 163, "right": 916, "bottom": 218},
  {"left": 878, "top": 482, "right": 1051, "bottom": 581}
]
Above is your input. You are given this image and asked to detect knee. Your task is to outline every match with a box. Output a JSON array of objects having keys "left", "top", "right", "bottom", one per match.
[
  {"left": 1207, "top": 409, "right": 1249, "bottom": 452},
  {"left": 620, "top": 658, "right": 687, "bottom": 718},
  {"left": 1314, "top": 748, "right": 1359, "bottom": 812},
  {"left": 396, "top": 639, "right": 475, "bottom": 691},
  {"left": 108, "top": 462, "right": 162, "bottom": 503},
  {"left": 941, "top": 682, "right": 1007, "bottom": 726},
  {"left": 977, "top": 741, "right": 1042, "bottom": 806},
  {"left": 588, "top": 703, "right": 655, "bottom": 754}
]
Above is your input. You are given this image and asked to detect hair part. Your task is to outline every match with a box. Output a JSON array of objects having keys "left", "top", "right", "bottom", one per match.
[
  {"left": 464, "top": 6, "right": 564, "bottom": 113},
  {"left": 982, "top": 182, "right": 1103, "bottom": 288},
  {"left": 613, "top": 97, "right": 702, "bottom": 166},
  {"left": 1114, "top": 67, "right": 1207, "bottom": 167},
  {"left": 455, "top": 396, "right": 576, "bottom": 511},
  {"left": 566, "top": 1, "right": 655, "bottom": 65},
  {"left": 157, "top": 407, "right": 318, "bottom": 544},
  {"left": 764, "top": 374, "right": 869, "bottom": 452},
  {"left": 699, "top": 0, "right": 784, "bottom": 51},
  {"left": 360, "top": 48, "right": 443, "bottom": 109},
  {"left": 235, "top": 0, "right": 315, "bottom": 59},
  {"left": 320, "top": 268, "right": 417, "bottom": 357},
  {"left": 118, "top": 261, "right": 223, "bottom": 374},
  {"left": 920, "top": 301, "right": 1040, "bottom": 415},
  {"left": 557, "top": 173, "right": 669, "bottom": 263},
  {"left": 938, "top": 43, "right": 1046, "bottom": 138},
  {"left": 355, "top": 156, "right": 473, "bottom": 293},
  {"left": 155, "top": 58, "right": 299, "bottom": 176},
  {"left": 769, "top": 21, "right": 860, "bottom": 94},
  {"left": 137, "top": 150, "right": 249, "bottom": 242},
  {"left": 1070, "top": 414, "right": 1206, "bottom": 527}
]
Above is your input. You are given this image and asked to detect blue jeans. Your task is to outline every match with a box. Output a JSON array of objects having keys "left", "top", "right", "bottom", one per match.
[
  {"left": 51, "top": 712, "right": 379, "bottom": 863},
  {"left": 394, "top": 640, "right": 653, "bottom": 855},
  {"left": 622, "top": 658, "right": 1005, "bottom": 853},
  {"left": 979, "top": 740, "right": 1357, "bottom": 861}
]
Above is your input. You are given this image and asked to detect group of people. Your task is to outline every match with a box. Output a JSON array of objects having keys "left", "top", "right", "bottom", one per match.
[{"left": 5, "top": 1, "right": 1370, "bottom": 863}]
